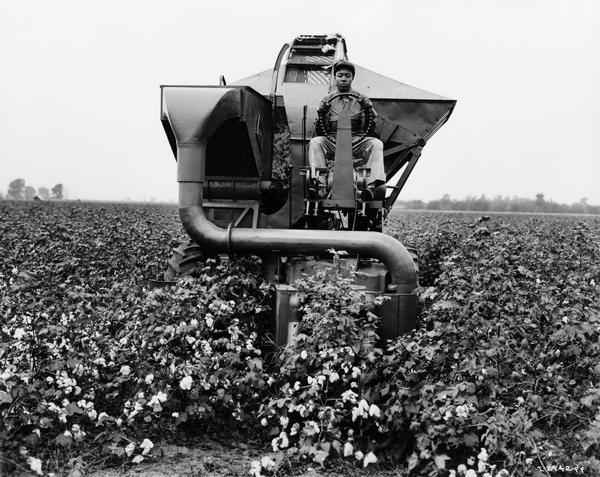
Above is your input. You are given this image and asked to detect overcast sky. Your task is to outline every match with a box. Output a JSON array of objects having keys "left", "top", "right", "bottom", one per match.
[{"left": 1, "top": 0, "right": 599, "bottom": 204}]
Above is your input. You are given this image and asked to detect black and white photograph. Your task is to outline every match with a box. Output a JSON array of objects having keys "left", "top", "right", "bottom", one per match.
[{"left": 1, "top": 1, "right": 599, "bottom": 476}]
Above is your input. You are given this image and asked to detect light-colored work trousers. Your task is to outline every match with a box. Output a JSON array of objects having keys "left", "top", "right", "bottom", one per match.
[{"left": 308, "top": 136, "right": 386, "bottom": 188}]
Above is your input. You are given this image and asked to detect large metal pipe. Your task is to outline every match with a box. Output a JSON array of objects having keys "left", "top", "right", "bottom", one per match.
[
  {"left": 204, "top": 179, "right": 270, "bottom": 201},
  {"left": 179, "top": 181, "right": 417, "bottom": 292}
]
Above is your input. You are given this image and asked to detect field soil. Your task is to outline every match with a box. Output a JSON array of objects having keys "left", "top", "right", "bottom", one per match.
[
  {"left": 86, "top": 439, "right": 383, "bottom": 477},
  {"left": 88, "top": 439, "right": 267, "bottom": 477}
]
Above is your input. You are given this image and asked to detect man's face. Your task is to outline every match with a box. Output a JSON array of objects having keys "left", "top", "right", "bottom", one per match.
[{"left": 334, "top": 69, "right": 353, "bottom": 92}]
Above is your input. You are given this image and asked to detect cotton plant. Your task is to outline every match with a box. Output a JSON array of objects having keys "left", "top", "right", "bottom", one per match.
[
  {"left": 445, "top": 449, "right": 511, "bottom": 477},
  {"left": 3, "top": 204, "right": 600, "bottom": 475},
  {"left": 256, "top": 258, "right": 387, "bottom": 469}
]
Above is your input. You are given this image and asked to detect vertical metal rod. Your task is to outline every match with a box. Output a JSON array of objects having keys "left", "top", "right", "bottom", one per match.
[
  {"left": 288, "top": 165, "right": 294, "bottom": 227},
  {"left": 385, "top": 149, "right": 422, "bottom": 212},
  {"left": 270, "top": 43, "right": 289, "bottom": 115},
  {"left": 302, "top": 105, "right": 308, "bottom": 167},
  {"left": 298, "top": 105, "right": 308, "bottom": 227},
  {"left": 159, "top": 86, "right": 163, "bottom": 119}
]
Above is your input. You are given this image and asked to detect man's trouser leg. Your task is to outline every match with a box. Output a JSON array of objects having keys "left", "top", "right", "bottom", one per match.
[
  {"left": 352, "top": 137, "right": 386, "bottom": 188},
  {"left": 309, "top": 136, "right": 335, "bottom": 189}
]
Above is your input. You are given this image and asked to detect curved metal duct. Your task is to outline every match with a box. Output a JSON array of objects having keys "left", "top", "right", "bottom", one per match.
[{"left": 179, "top": 179, "right": 417, "bottom": 293}]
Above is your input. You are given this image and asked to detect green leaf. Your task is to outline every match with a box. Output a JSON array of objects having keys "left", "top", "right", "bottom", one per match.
[
  {"left": 65, "top": 403, "right": 84, "bottom": 416},
  {"left": 434, "top": 454, "right": 450, "bottom": 469},
  {"left": 464, "top": 433, "right": 479, "bottom": 447},
  {"left": 56, "top": 433, "right": 73, "bottom": 447}
]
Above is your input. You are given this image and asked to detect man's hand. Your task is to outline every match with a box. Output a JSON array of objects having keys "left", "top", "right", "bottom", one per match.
[{"left": 317, "top": 101, "right": 331, "bottom": 115}]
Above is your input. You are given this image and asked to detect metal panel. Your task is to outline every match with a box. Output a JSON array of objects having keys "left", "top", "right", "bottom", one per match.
[
  {"left": 352, "top": 64, "right": 452, "bottom": 101},
  {"left": 371, "top": 291, "right": 417, "bottom": 339},
  {"left": 162, "top": 87, "right": 232, "bottom": 144},
  {"left": 274, "top": 284, "right": 300, "bottom": 346},
  {"left": 354, "top": 263, "right": 388, "bottom": 292},
  {"left": 231, "top": 68, "right": 273, "bottom": 96},
  {"left": 373, "top": 100, "right": 454, "bottom": 142},
  {"left": 284, "top": 67, "right": 330, "bottom": 85},
  {"left": 204, "top": 201, "right": 260, "bottom": 229},
  {"left": 281, "top": 83, "right": 327, "bottom": 139}
]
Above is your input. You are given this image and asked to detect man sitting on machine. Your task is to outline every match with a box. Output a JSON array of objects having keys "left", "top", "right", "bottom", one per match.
[{"left": 308, "top": 60, "right": 385, "bottom": 201}]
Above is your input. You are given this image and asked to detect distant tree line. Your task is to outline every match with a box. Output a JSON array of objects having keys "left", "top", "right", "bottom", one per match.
[
  {"left": 396, "top": 193, "right": 600, "bottom": 214},
  {"left": 1, "top": 179, "right": 64, "bottom": 201}
]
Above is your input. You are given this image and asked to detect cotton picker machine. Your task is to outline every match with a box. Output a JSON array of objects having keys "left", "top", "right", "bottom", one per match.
[{"left": 159, "top": 34, "right": 455, "bottom": 345}]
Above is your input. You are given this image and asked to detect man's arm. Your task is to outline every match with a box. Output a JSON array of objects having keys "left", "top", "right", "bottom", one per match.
[
  {"left": 359, "top": 95, "right": 378, "bottom": 137},
  {"left": 314, "top": 98, "right": 331, "bottom": 137}
]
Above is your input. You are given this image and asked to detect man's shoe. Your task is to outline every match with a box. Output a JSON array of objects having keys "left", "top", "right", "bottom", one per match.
[{"left": 360, "top": 187, "right": 374, "bottom": 202}]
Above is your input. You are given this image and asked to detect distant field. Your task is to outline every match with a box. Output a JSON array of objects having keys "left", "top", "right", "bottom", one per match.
[
  {"left": 1, "top": 200, "right": 599, "bottom": 476},
  {"left": 390, "top": 207, "right": 600, "bottom": 218}
]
